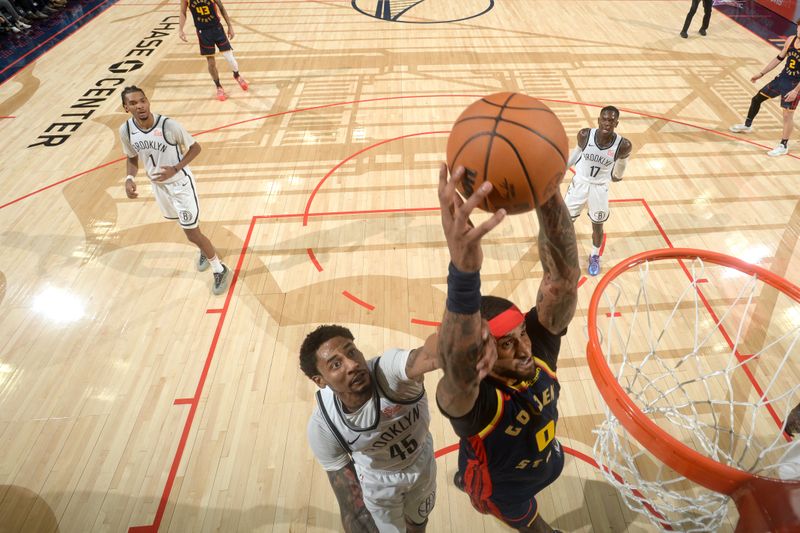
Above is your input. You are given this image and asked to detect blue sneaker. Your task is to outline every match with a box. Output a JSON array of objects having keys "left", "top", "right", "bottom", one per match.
[{"left": 588, "top": 254, "right": 601, "bottom": 276}]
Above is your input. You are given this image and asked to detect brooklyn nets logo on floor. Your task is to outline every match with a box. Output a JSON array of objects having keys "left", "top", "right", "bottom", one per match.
[{"left": 351, "top": 0, "right": 493, "bottom": 24}]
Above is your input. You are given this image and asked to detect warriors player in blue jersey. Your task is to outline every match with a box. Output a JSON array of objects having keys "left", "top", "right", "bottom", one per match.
[
  {"left": 436, "top": 164, "right": 580, "bottom": 533},
  {"left": 119, "top": 86, "right": 231, "bottom": 295},
  {"left": 563, "top": 106, "right": 632, "bottom": 276},
  {"left": 179, "top": 0, "right": 248, "bottom": 101},
  {"left": 730, "top": 19, "right": 800, "bottom": 157}
]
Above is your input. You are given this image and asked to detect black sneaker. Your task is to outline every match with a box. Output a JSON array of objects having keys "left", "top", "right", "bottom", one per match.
[
  {"left": 699, "top": 28, "right": 707, "bottom": 36},
  {"left": 680, "top": 30, "right": 688, "bottom": 38},
  {"left": 453, "top": 471, "right": 465, "bottom": 492},
  {"left": 212, "top": 264, "right": 231, "bottom": 295}
]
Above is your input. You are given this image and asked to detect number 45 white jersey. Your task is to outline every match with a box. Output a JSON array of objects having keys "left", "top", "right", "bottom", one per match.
[{"left": 574, "top": 128, "right": 625, "bottom": 185}]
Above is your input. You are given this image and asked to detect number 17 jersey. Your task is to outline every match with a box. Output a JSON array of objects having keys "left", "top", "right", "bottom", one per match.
[{"left": 575, "top": 128, "right": 624, "bottom": 185}]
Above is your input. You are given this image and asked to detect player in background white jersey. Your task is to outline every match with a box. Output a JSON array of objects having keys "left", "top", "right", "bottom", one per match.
[
  {"left": 301, "top": 324, "right": 493, "bottom": 532},
  {"left": 119, "top": 86, "right": 231, "bottom": 295},
  {"left": 563, "top": 106, "right": 632, "bottom": 276}
]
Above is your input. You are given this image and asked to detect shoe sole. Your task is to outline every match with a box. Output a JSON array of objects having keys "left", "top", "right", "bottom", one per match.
[{"left": 198, "top": 262, "right": 210, "bottom": 272}]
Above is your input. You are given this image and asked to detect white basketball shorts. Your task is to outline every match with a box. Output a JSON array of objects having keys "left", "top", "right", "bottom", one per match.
[
  {"left": 564, "top": 175, "right": 610, "bottom": 223},
  {"left": 151, "top": 173, "right": 200, "bottom": 229},
  {"left": 357, "top": 434, "right": 437, "bottom": 532}
]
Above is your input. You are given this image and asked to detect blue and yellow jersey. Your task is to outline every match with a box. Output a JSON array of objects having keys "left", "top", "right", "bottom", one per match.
[
  {"left": 188, "top": 0, "right": 222, "bottom": 30},
  {"left": 781, "top": 36, "right": 800, "bottom": 79}
]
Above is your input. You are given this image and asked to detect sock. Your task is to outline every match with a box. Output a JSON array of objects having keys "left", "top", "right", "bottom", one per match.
[
  {"left": 222, "top": 50, "right": 239, "bottom": 72},
  {"left": 745, "top": 118, "right": 753, "bottom": 127},
  {"left": 209, "top": 256, "right": 224, "bottom": 274},
  {"left": 591, "top": 245, "right": 600, "bottom": 256},
  {"left": 781, "top": 139, "right": 788, "bottom": 147},
  {"left": 213, "top": 78, "right": 221, "bottom": 88}
]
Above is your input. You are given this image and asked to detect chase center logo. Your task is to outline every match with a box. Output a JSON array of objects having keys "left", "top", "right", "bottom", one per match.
[{"left": 351, "top": 0, "right": 494, "bottom": 24}]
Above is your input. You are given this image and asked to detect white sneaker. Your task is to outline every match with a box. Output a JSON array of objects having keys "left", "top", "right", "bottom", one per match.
[
  {"left": 767, "top": 143, "right": 788, "bottom": 157},
  {"left": 729, "top": 124, "right": 752, "bottom": 133}
]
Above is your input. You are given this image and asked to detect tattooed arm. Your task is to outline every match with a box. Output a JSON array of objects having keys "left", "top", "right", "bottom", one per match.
[
  {"left": 535, "top": 190, "right": 580, "bottom": 335},
  {"left": 326, "top": 462, "right": 379, "bottom": 533},
  {"left": 435, "top": 164, "right": 504, "bottom": 417}
]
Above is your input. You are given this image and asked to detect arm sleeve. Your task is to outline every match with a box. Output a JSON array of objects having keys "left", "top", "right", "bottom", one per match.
[
  {"left": 374, "top": 349, "right": 424, "bottom": 401},
  {"left": 612, "top": 157, "right": 628, "bottom": 180},
  {"left": 566, "top": 146, "right": 582, "bottom": 167},
  {"left": 525, "top": 307, "right": 564, "bottom": 372},
  {"left": 163, "top": 119, "right": 196, "bottom": 151},
  {"left": 119, "top": 123, "right": 136, "bottom": 158},
  {"left": 307, "top": 410, "right": 351, "bottom": 472},
  {"left": 438, "top": 379, "right": 499, "bottom": 438}
]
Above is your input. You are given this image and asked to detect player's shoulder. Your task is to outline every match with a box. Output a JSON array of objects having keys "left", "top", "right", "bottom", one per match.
[{"left": 618, "top": 136, "right": 633, "bottom": 155}]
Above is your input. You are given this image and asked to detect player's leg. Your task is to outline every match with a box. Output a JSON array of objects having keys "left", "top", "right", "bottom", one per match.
[
  {"left": 205, "top": 56, "right": 227, "bottom": 101},
  {"left": 562, "top": 178, "right": 587, "bottom": 222},
  {"left": 587, "top": 183, "right": 610, "bottom": 276},
  {"left": 217, "top": 36, "right": 248, "bottom": 91},
  {"left": 403, "top": 437, "right": 437, "bottom": 533},
  {"left": 357, "top": 469, "right": 408, "bottom": 533},
  {"left": 680, "top": 0, "right": 701, "bottom": 38},
  {"left": 768, "top": 105, "right": 795, "bottom": 156},
  {"left": 731, "top": 83, "right": 777, "bottom": 132}
]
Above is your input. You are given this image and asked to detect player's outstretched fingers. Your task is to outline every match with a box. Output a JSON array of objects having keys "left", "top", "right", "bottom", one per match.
[{"left": 470, "top": 208, "right": 506, "bottom": 241}]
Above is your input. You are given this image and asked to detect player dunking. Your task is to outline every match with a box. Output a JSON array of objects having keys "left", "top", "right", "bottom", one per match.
[
  {"left": 436, "top": 164, "right": 580, "bottom": 533},
  {"left": 730, "top": 19, "right": 800, "bottom": 157},
  {"left": 563, "top": 106, "right": 632, "bottom": 276},
  {"left": 179, "top": 0, "right": 248, "bottom": 101},
  {"left": 119, "top": 86, "right": 231, "bottom": 295}
]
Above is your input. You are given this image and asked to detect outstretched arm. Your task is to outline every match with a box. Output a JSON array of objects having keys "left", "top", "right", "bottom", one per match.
[
  {"left": 178, "top": 0, "right": 188, "bottom": 41},
  {"left": 326, "top": 463, "right": 379, "bottom": 533},
  {"left": 435, "top": 164, "right": 505, "bottom": 418},
  {"left": 752, "top": 37, "right": 791, "bottom": 83},
  {"left": 535, "top": 190, "right": 580, "bottom": 335}
]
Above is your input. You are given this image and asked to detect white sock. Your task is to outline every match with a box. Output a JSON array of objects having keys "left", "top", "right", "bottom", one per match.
[
  {"left": 209, "top": 255, "right": 224, "bottom": 274},
  {"left": 591, "top": 245, "right": 600, "bottom": 256},
  {"left": 222, "top": 50, "right": 239, "bottom": 72}
]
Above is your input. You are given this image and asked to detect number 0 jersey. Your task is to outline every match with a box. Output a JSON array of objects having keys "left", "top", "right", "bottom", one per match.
[
  {"left": 574, "top": 128, "right": 625, "bottom": 185},
  {"left": 308, "top": 349, "right": 432, "bottom": 473},
  {"left": 188, "top": 0, "right": 222, "bottom": 30}
]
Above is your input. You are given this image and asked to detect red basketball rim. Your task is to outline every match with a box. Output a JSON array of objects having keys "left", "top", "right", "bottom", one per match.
[{"left": 586, "top": 248, "right": 800, "bottom": 527}]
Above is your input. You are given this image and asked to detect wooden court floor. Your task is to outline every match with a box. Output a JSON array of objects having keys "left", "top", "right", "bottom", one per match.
[{"left": 0, "top": 0, "right": 798, "bottom": 531}]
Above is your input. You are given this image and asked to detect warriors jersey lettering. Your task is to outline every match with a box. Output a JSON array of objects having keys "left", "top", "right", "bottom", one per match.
[
  {"left": 574, "top": 128, "right": 625, "bottom": 184},
  {"left": 308, "top": 349, "right": 431, "bottom": 473},
  {"left": 119, "top": 115, "right": 195, "bottom": 185},
  {"left": 188, "top": 0, "right": 222, "bottom": 30},
  {"left": 781, "top": 37, "right": 800, "bottom": 79}
]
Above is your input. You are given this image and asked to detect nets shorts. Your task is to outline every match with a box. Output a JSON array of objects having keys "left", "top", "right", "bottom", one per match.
[
  {"left": 151, "top": 173, "right": 200, "bottom": 229},
  {"left": 356, "top": 435, "right": 437, "bottom": 532},
  {"left": 564, "top": 175, "right": 610, "bottom": 223},
  {"left": 197, "top": 24, "right": 231, "bottom": 56},
  {"left": 759, "top": 75, "right": 800, "bottom": 110}
]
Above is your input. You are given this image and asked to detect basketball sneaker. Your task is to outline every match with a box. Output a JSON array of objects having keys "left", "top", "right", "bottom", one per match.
[
  {"left": 235, "top": 75, "right": 249, "bottom": 91},
  {"left": 729, "top": 124, "right": 752, "bottom": 133},
  {"left": 216, "top": 86, "right": 227, "bottom": 101},
  {"left": 212, "top": 264, "right": 231, "bottom": 295},
  {"left": 197, "top": 252, "right": 209, "bottom": 272},
  {"left": 768, "top": 143, "right": 789, "bottom": 157},
  {"left": 588, "top": 254, "right": 601, "bottom": 276}
]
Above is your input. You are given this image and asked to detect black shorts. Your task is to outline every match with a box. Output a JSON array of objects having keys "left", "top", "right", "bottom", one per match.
[
  {"left": 197, "top": 24, "right": 231, "bottom": 56},
  {"left": 759, "top": 75, "right": 800, "bottom": 110}
]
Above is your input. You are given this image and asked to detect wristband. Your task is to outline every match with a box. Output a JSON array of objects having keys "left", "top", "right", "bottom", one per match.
[
  {"left": 125, "top": 175, "right": 135, "bottom": 182},
  {"left": 446, "top": 262, "right": 481, "bottom": 314}
]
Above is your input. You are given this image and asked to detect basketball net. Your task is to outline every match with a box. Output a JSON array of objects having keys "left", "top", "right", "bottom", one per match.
[{"left": 587, "top": 249, "right": 800, "bottom": 532}]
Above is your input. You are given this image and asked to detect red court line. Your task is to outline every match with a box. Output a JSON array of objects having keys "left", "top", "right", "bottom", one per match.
[
  {"left": 0, "top": 1, "right": 113, "bottom": 84},
  {"left": 306, "top": 248, "right": 323, "bottom": 271},
  {"left": 128, "top": 215, "right": 256, "bottom": 533},
  {"left": 410, "top": 318, "right": 440, "bottom": 327},
  {"left": 302, "top": 130, "right": 448, "bottom": 226},
  {"left": 606, "top": 312, "right": 622, "bottom": 317},
  {"left": 577, "top": 276, "right": 588, "bottom": 288},
  {"left": 342, "top": 290, "right": 375, "bottom": 310},
  {"left": 173, "top": 398, "right": 193, "bottom": 405},
  {"left": 598, "top": 232, "right": 607, "bottom": 256},
  {"left": 0, "top": 116, "right": 14, "bottom": 119},
  {"left": 206, "top": 308, "right": 223, "bottom": 314}
]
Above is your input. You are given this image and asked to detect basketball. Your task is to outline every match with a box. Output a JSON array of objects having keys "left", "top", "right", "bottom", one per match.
[{"left": 446, "top": 92, "right": 569, "bottom": 214}]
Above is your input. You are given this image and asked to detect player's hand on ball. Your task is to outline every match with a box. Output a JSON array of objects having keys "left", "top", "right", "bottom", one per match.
[
  {"left": 438, "top": 163, "right": 506, "bottom": 273},
  {"left": 125, "top": 179, "right": 138, "bottom": 199}
]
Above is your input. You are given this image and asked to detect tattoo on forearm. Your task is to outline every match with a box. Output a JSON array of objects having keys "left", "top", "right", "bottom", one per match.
[
  {"left": 328, "top": 464, "right": 378, "bottom": 533},
  {"left": 535, "top": 193, "right": 580, "bottom": 332},
  {"left": 437, "top": 310, "right": 483, "bottom": 410}
]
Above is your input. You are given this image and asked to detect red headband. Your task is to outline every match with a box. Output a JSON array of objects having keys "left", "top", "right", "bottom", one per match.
[{"left": 488, "top": 306, "right": 525, "bottom": 338}]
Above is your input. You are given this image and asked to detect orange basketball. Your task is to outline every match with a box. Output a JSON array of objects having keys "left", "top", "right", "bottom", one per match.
[{"left": 446, "top": 92, "right": 568, "bottom": 214}]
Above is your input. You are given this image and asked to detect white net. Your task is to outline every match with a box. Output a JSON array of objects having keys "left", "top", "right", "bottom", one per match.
[{"left": 591, "top": 254, "right": 800, "bottom": 532}]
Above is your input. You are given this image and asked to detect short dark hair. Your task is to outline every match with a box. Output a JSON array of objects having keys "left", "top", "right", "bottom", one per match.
[
  {"left": 600, "top": 105, "right": 620, "bottom": 120},
  {"left": 480, "top": 295, "right": 516, "bottom": 321},
  {"left": 299, "top": 324, "right": 355, "bottom": 379},
  {"left": 121, "top": 85, "right": 146, "bottom": 106}
]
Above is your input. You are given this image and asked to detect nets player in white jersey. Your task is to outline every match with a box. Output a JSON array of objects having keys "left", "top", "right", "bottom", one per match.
[
  {"left": 563, "top": 106, "right": 632, "bottom": 276},
  {"left": 301, "top": 325, "right": 491, "bottom": 532},
  {"left": 119, "top": 86, "right": 231, "bottom": 295},
  {"left": 178, "top": 0, "right": 248, "bottom": 101}
]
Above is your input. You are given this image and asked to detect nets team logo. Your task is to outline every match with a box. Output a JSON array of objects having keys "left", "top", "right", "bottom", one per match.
[
  {"left": 180, "top": 210, "right": 193, "bottom": 223},
  {"left": 352, "top": 0, "right": 494, "bottom": 24}
]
